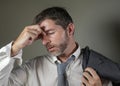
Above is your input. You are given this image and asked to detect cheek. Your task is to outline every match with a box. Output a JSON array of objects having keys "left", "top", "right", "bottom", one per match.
[
  {"left": 50, "top": 33, "right": 66, "bottom": 44},
  {"left": 52, "top": 35, "right": 62, "bottom": 43}
]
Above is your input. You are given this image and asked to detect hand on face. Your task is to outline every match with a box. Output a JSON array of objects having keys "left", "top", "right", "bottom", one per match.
[
  {"left": 81, "top": 67, "right": 102, "bottom": 86},
  {"left": 11, "top": 25, "right": 45, "bottom": 56}
]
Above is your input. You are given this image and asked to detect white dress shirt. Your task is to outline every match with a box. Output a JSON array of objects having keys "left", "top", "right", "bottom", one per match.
[{"left": 0, "top": 42, "right": 112, "bottom": 86}]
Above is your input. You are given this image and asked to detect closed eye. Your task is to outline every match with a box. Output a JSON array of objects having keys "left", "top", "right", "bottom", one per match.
[{"left": 45, "top": 30, "right": 56, "bottom": 35}]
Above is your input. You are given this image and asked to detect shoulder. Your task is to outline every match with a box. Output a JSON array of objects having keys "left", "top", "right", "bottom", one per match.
[
  {"left": 21, "top": 55, "right": 51, "bottom": 69},
  {"left": 25, "top": 54, "right": 51, "bottom": 63}
]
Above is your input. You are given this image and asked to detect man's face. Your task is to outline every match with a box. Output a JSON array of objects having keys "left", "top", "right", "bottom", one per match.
[{"left": 39, "top": 19, "right": 69, "bottom": 56}]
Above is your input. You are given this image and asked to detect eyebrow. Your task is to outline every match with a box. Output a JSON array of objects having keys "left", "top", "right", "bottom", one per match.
[
  {"left": 44, "top": 29, "right": 56, "bottom": 33},
  {"left": 41, "top": 26, "right": 55, "bottom": 31},
  {"left": 40, "top": 26, "right": 45, "bottom": 31}
]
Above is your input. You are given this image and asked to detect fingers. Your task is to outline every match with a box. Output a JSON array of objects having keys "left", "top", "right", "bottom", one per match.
[
  {"left": 85, "top": 67, "right": 99, "bottom": 80},
  {"left": 13, "top": 25, "right": 44, "bottom": 49},
  {"left": 11, "top": 24, "right": 45, "bottom": 57},
  {"left": 81, "top": 67, "right": 102, "bottom": 86},
  {"left": 24, "top": 25, "right": 46, "bottom": 41},
  {"left": 25, "top": 25, "right": 41, "bottom": 40}
]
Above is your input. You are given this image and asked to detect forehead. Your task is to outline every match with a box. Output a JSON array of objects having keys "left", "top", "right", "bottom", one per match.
[{"left": 39, "top": 19, "right": 57, "bottom": 31}]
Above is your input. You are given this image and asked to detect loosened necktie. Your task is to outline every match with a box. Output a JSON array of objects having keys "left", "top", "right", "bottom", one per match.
[{"left": 56, "top": 55, "right": 75, "bottom": 86}]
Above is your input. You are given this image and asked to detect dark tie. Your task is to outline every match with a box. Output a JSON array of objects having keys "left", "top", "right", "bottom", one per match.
[{"left": 56, "top": 55, "right": 75, "bottom": 86}]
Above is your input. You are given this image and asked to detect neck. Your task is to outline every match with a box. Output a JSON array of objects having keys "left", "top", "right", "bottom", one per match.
[{"left": 57, "top": 41, "right": 77, "bottom": 63}]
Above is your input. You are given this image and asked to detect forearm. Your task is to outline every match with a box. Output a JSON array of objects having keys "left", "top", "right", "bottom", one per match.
[
  {"left": 0, "top": 42, "right": 22, "bottom": 70},
  {"left": 0, "top": 42, "right": 23, "bottom": 86}
]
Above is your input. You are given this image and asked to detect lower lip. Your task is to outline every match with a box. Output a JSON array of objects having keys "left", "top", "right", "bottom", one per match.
[{"left": 48, "top": 47, "right": 55, "bottom": 52}]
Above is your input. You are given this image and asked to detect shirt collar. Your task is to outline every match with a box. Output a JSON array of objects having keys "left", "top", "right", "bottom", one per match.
[
  {"left": 48, "top": 45, "right": 81, "bottom": 64},
  {"left": 71, "top": 45, "right": 81, "bottom": 60}
]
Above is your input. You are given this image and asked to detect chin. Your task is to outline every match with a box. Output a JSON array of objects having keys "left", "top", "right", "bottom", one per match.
[{"left": 49, "top": 51, "right": 62, "bottom": 57}]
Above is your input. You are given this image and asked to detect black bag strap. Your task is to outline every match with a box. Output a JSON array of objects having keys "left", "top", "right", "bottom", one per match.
[{"left": 81, "top": 46, "right": 90, "bottom": 70}]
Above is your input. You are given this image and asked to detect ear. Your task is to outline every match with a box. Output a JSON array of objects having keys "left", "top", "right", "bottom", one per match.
[{"left": 66, "top": 23, "right": 75, "bottom": 36}]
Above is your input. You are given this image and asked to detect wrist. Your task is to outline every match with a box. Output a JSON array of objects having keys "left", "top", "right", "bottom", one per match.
[{"left": 11, "top": 41, "right": 21, "bottom": 57}]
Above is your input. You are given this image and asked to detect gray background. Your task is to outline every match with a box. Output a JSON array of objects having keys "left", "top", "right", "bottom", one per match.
[{"left": 0, "top": 0, "right": 120, "bottom": 63}]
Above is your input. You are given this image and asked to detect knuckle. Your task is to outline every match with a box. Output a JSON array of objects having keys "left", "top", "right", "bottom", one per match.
[
  {"left": 90, "top": 81, "right": 96, "bottom": 86},
  {"left": 24, "top": 27, "right": 29, "bottom": 31},
  {"left": 95, "top": 76, "right": 99, "bottom": 80}
]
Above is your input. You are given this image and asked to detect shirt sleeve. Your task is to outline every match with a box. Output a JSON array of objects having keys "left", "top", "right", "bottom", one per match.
[{"left": 0, "top": 42, "right": 23, "bottom": 71}]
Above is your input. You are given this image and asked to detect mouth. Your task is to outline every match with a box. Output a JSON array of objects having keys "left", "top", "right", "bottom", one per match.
[{"left": 47, "top": 46, "right": 55, "bottom": 52}]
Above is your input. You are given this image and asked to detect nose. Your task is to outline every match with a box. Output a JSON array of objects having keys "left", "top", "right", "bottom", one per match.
[{"left": 41, "top": 35, "right": 50, "bottom": 45}]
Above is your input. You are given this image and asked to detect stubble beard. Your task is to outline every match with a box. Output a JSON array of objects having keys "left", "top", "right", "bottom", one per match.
[
  {"left": 48, "top": 33, "right": 69, "bottom": 57},
  {"left": 49, "top": 41, "right": 68, "bottom": 57}
]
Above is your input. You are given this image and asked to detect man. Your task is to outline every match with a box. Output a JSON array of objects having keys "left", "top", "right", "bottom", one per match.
[{"left": 0, "top": 7, "right": 114, "bottom": 86}]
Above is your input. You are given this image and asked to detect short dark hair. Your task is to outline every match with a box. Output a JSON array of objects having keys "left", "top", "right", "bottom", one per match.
[{"left": 33, "top": 7, "right": 73, "bottom": 29}]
